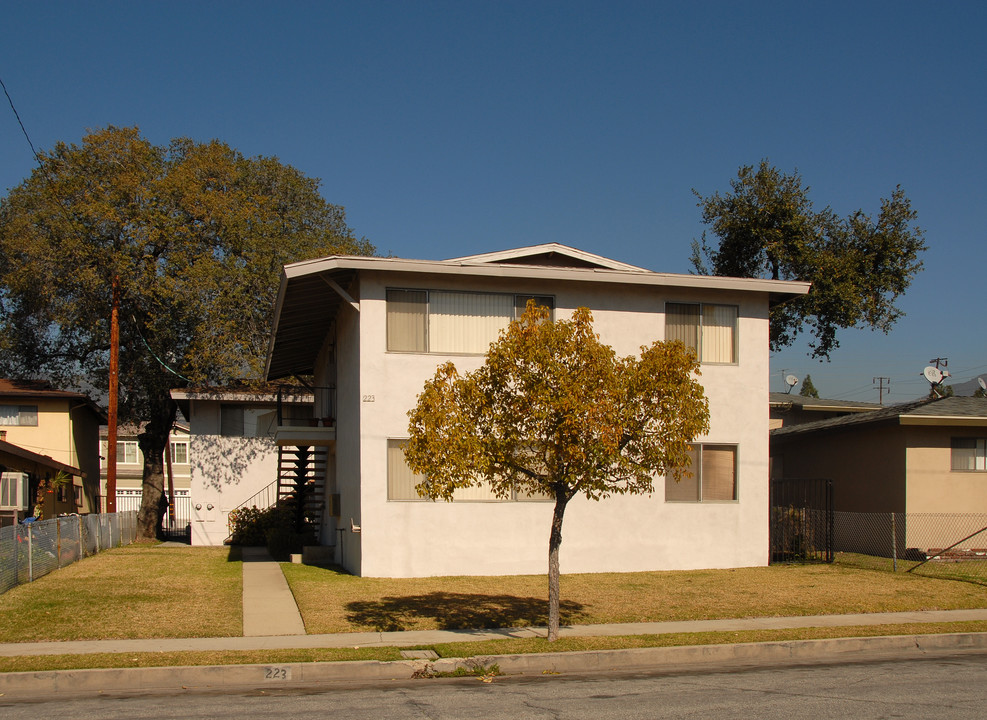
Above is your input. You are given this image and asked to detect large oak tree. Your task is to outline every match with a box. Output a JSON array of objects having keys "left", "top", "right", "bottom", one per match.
[
  {"left": 691, "top": 160, "right": 926, "bottom": 359},
  {"left": 405, "top": 304, "right": 709, "bottom": 641},
  {"left": 0, "top": 126, "right": 373, "bottom": 539}
]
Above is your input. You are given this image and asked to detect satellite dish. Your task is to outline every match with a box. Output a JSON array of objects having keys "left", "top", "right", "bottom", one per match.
[
  {"left": 978, "top": 377, "right": 986, "bottom": 391},
  {"left": 923, "top": 366, "right": 943, "bottom": 384},
  {"left": 784, "top": 374, "right": 798, "bottom": 394}
]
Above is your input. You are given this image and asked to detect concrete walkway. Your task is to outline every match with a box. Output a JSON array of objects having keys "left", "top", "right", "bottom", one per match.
[{"left": 241, "top": 547, "right": 306, "bottom": 637}]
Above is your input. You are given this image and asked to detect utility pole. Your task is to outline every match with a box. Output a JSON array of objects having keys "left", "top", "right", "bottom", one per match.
[
  {"left": 873, "top": 376, "right": 890, "bottom": 405},
  {"left": 105, "top": 277, "right": 120, "bottom": 513}
]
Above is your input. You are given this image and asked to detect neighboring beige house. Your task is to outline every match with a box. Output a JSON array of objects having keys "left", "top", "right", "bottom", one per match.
[
  {"left": 0, "top": 379, "right": 105, "bottom": 520},
  {"left": 170, "top": 386, "right": 317, "bottom": 546},
  {"left": 770, "top": 395, "right": 987, "bottom": 554},
  {"left": 262, "top": 243, "right": 809, "bottom": 577},
  {"left": 769, "top": 393, "right": 881, "bottom": 430},
  {"left": 99, "top": 422, "right": 192, "bottom": 534}
]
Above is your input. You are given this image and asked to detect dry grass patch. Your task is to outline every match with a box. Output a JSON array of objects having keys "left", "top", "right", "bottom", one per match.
[
  {"left": 2, "top": 621, "right": 985, "bottom": 673},
  {"left": 282, "top": 561, "right": 987, "bottom": 635},
  {"left": 0, "top": 545, "right": 241, "bottom": 643}
]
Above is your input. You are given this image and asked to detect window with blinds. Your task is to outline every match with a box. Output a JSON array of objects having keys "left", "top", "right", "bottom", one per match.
[
  {"left": 387, "top": 439, "right": 427, "bottom": 501},
  {"left": 387, "top": 439, "right": 552, "bottom": 503},
  {"left": 665, "top": 303, "right": 738, "bottom": 363},
  {"left": 0, "top": 405, "right": 38, "bottom": 426},
  {"left": 386, "top": 289, "right": 554, "bottom": 353},
  {"left": 951, "top": 438, "right": 987, "bottom": 471},
  {"left": 665, "top": 444, "right": 738, "bottom": 502}
]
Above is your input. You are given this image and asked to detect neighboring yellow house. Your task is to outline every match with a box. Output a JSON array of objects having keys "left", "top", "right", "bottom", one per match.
[
  {"left": 0, "top": 379, "right": 105, "bottom": 519},
  {"left": 771, "top": 395, "right": 987, "bottom": 555}
]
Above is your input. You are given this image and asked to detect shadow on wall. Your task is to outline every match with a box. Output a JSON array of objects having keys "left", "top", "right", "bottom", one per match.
[
  {"left": 191, "top": 435, "right": 274, "bottom": 493},
  {"left": 345, "top": 592, "right": 587, "bottom": 632}
]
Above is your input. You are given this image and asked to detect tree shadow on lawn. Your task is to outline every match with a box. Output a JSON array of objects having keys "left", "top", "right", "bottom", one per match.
[{"left": 346, "top": 592, "right": 587, "bottom": 632}]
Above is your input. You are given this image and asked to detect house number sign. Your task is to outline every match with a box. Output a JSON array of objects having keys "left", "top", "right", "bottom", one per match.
[
  {"left": 264, "top": 666, "right": 292, "bottom": 681},
  {"left": 362, "top": 394, "right": 375, "bottom": 402}
]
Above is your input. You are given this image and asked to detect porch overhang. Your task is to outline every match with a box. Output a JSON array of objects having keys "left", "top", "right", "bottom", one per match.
[
  {"left": 0, "top": 439, "right": 85, "bottom": 479},
  {"left": 273, "top": 426, "right": 336, "bottom": 447}
]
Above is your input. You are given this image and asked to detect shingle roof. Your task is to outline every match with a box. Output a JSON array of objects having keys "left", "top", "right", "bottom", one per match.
[
  {"left": 771, "top": 396, "right": 987, "bottom": 437},
  {"left": 768, "top": 393, "right": 883, "bottom": 412}
]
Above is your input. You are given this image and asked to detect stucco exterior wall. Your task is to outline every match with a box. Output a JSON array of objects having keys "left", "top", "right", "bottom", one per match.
[
  {"left": 903, "top": 426, "right": 987, "bottom": 550},
  {"left": 186, "top": 398, "right": 279, "bottom": 546},
  {"left": 2, "top": 396, "right": 102, "bottom": 513},
  {"left": 334, "top": 270, "right": 772, "bottom": 578}
]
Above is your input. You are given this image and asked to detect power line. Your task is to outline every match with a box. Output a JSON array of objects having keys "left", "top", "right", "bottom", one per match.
[{"left": 0, "top": 74, "right": 41, "bottom": 164}]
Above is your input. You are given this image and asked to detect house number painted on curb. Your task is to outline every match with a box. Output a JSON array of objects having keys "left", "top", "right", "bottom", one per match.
[
  {"left": 363, "top": 394, "right": 375, "bottom": 402},
  {"left": 264, "top": 666, "right": 292, "bottom": 681}
]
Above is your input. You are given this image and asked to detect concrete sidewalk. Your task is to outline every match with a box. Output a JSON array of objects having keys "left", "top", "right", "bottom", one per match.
[{"left": 2, "top": 608, "right": 986, "bottom": 657}]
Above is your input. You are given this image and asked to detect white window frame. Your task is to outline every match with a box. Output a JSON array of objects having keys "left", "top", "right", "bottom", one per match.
[
  {"left": 170, "top": 441, "right": 189, "bottom": 465},
  {"left": 117, "top": 441, "right": 140, "bottom": 465},
  {"left": 0, "top": 472, "right": 29, "bottom": 509},
  {"left": 386, "top": 289, "right": 555, "bottom": 354},
  {"left": 665, "top": 444, "right": 739, "bottom": 502},
  {"left": 665, "top": 302, "right": 739, "bottom": 364}
]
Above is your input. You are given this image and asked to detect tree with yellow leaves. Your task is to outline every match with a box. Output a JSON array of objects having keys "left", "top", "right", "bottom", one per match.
[{"left": 406, "top": 303, "right": 709, "bottom": 641}]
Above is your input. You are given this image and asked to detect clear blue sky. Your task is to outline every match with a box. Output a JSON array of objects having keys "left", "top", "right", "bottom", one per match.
[{"left": 2, "top": 1, "right": 984, "bottom": 401}]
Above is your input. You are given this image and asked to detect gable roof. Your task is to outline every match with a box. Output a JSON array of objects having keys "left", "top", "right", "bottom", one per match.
[
  {"left": 266, "top": 245, "right": 811, "bottom": 380},
  {"left": 771, "top": 396, "right": 987, "bottom": 438},
  {"left": 446, "top": 243, "right": 650, "bottom": 272},
  {"left": 0, "top": 379, "right": 107, "bottom": 423}
]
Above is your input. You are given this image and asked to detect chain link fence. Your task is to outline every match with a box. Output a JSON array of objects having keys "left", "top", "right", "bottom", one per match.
[
  {"left": 831, "top": 512, "right": 987, "bottom": 584},
  {"left": 0, "top": 511, "right": 137, "bottom": 595}
]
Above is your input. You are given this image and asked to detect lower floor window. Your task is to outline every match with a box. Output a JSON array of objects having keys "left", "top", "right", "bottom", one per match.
[
  {"left": 386, "top": 439, "right": 552, "bottom": 502},
  {"left": 665, "top": 444, "right": 738, "bottom": 502},
  {"left": 951, "top": 437, "right": 986, "bottom": 471},
  {"left": 0, "top": 472, "right": 28, "bottom": 509}
]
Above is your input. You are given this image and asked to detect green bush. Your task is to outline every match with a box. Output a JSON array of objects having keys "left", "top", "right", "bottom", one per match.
[{"left": 227, "top": 505, "right": 295, "bottom": 546}]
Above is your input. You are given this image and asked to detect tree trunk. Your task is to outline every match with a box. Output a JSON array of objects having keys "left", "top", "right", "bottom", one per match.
[
  {"left": 547, "top": 494, "right": 568, "bottom": 642},
  {"left": 136, "top": 395, "right": 177, "bottom": 541}
]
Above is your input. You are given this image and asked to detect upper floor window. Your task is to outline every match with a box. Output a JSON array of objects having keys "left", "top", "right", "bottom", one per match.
[
  {"left": 951, "top": 438, "right": 986, "bottom": 471},
  {"left": 0, "top": 405, "right": 38, "bottom": 426},
  {"left": 386, "top": 289, "right": 554, "bottom": 354},
  {"left": 117, "top": 441, "right": 139, "bottom": 464},
  {"left": 665, "top": 303, "right": 738, "bottom": 364},
  {"left": 220, "top": 405, "right": 276, "bottom": 438},
  {"left": 665, "top": 444, "right": 738, "bottom": 502},
  {"left": 170, "top": 441, "right": 189, "bottom": 465}
]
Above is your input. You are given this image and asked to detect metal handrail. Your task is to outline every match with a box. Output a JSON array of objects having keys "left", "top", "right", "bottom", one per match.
[{"left": 276, "top": 384, "right": 336, "bottom": 428}]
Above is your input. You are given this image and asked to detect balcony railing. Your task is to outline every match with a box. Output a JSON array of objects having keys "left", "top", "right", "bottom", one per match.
[
  {"left": 275, "top": 385, "right": 335, "bottom": 428},
  {"left": 274, "top": 385, "right": 336, "bottom": 447}
]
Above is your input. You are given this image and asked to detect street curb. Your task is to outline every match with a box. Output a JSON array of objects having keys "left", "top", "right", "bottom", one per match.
[{"left": 1, "top": 632, "right": 985, "bottom": 699}]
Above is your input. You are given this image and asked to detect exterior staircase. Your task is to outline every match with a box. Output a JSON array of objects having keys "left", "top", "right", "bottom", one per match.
[{"left": 277, "top": 445, "right": 328, "bottom": 535}]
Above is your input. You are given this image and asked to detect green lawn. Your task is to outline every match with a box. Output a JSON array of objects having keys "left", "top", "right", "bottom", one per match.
[{"left": 0, "top": 545, "right": 241, "bottom": 642}]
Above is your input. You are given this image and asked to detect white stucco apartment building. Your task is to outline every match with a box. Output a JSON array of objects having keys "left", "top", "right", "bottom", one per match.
[{"left": 265, "top": 244, "right": 808, "bottom": 577}]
